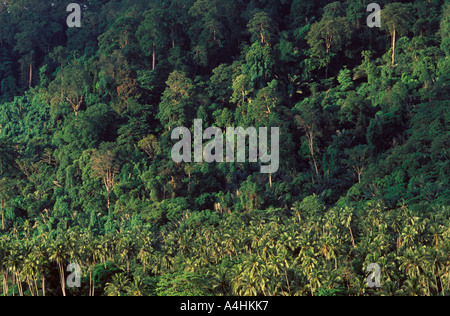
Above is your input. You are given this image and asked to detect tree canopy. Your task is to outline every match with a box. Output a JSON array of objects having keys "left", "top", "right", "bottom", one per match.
[{"left": 0, "top": 0, "right": 449, "bottom": 297}]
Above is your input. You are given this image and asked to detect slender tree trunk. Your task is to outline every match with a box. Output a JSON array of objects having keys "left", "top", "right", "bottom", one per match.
[
  {"left": 42, "top": 274, "right": 46, "bottom": 297},
  {"left": 1, "top": 199, "right": 5, "bottom": 231},
  {"left": 447, "top": 270, "right": 450, "bottom": 294},
  {"left": 349, "top": 226, "right": 356, "bottom": 248},
  {"left": 60, "top": 62, "right": 64, "bottom": 99},
  {"left": 1, "top": 271, "right": 4, "bottom": 296},
  {"left": 33, "top": 274, "right": 39, "bottom": 296},
  {"left": 5, "top": 271, "right": 9, "bottom": 295},
  {"left": 89, "top": 269, "right": 96, "bottom": 296},
  {"left": 285, "top": 269, "right": 291, "bottom": 293},
  {"left": 356, "top": 168, "right": 363, "bottom": 183},
  {"left": 307, "top": 131, "right": 320, "bottom": 183},
  {"left": 325, "top": 45, "right": 330, "bottom": 79},
  {"left": 29, "top": 63, "right": 32, "bottom": 89},
  {"left": 439, "top": 275, "right": 444, "bottom": 296},
  {"left": 89, "top": 271, "right": 92, "bottom": 296},
  {"left": 2, "top": 270, "right": 7, "bottom": 296},
  {"left": 171, "top": 28, "right": 175, "bottom": 48},
  {"left": 391, "top": 29, "right": 396, "bottom": 65},
  {"left": 92, "top": 272, "right": 95, "bottom": 296},
  {"left": 16, "top": 272, "right": 23, "bottom": 296},
  {"left": 11, "top": 272, "right": 16, "bottom": 296},
  {"left": 152, "top": 44, "right": 156, "bottom": 71},
  {"left": 27, "top": 275, "right": 34, "bottom": 296},
  {"left": 57, "top": 260, "right": 66, "bottom": 296},
  {"left": 12, "top": 272, "right": 15, "bottom": 296}
]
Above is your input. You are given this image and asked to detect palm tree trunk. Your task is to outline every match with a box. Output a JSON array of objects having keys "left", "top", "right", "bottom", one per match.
[
  {"left": 447, "top": 270, "right": 450, "bottom": 292},
  {"left": 42, "top": 273, "right": 46, "bottom": 297},
  {"left": 26, "top": 276, "right": 32, "bottom": 296},
  {"left": 447, "top": 270, "right": 450, "bottom": 294},
  {"left": 16, "top": 272, "right": 23, "bottom": 296},
  {"left": 33, "top": 274, "right": 39, "bottom": 296},
  {"left": 11, "top": 272, "right": 15, "bottom": 296},
  {"left": 1, "top": 271, "right": 4, "bottom": 296},
  {"left": 2, "top": 270, "right": 7, "bottom": 296},
  {"left": 89, "top": 271, "right": 92, "bottom": 296},
  {"left": 57, "top": 260, "right": 66, "bottom": 296},
  {"left": 27, "top": 275, "right": 35, "bottom": 296}
]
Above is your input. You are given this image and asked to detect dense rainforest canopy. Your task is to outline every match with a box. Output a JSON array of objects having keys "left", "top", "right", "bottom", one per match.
[{"left": 0, "top": 0, "right": 449, "bottom": 296}]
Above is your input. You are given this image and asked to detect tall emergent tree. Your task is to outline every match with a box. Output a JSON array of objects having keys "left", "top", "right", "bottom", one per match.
[
  {"left": 381, "top": 3, "right": 412, "bottom": 65},
  {"left": 306, "top": 13, "right": 352, "bottom": 78},
  {"left": 91, "top": 143, "right": 121, "bottom": 210}
]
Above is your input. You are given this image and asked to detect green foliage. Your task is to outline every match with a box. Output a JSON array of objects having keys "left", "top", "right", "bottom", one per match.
[
  {"left": 158, "top": 70, "right": 196, "bottom": 130},
  {"left": 156, "top": 271, "right": 212, "bottom": 296},
  {"left": 247, "top": 11, "right": 278, "bottom": 46},
  {"left": 0, "top": 0, "right": 448, "bottom": 297},
  {"left": 306, "top": 13, "right": 352, "bottom": 77},
  {"left": 297, "top": 195, "right": 326, "bottom": 218}
]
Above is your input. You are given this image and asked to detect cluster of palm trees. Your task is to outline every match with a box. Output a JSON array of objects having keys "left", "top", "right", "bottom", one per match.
[
  {"left": 153, "top": 204, "right": 450, "bottom": 296},
  {"left": 0, "top": 227, "right": 156, "bottom": 296},
  {"left": 1, "top": 203, "right": 450, "bottom": 296}
]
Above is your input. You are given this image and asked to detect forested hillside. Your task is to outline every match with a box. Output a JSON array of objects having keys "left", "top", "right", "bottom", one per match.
[{"left": 0, "top": 0, "right": 449, "bottom": 296}]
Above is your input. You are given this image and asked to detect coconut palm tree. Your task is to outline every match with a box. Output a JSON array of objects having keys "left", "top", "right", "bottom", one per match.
[
  {"left": 6, "top": 240, "right": 24, "bottom": 296},
  {"left": 400, "top": 277, "right": 428, "bottom": 296},
  {"left": 105, "top": 273, "right": 131, "bottom": 296},
  {"left": 48, "top": 238, "right": 69, "bottom": 296},
  {"left": 127, "top": 276, "right": 145, "bottom": 296},
  {"left": 422, "top": 247, "right": 446, "bottom": 296},
  {"left": 340, "top": 207, "right": 356, "bottom": 248},
  {"left": 137, "top": 236, "right": 154, "bottom": 274},
  {"left": 210, "top": 266, "right": 230, "bottom": 296},
  {"left": 398, "top": 248, "right": 423, "bottom": 280},
  {"left": 32, "top": 235, "right": 50, "bottom": 297},
  {"left": 0, "top": 235, "right": 11, "bottom": 295}
]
